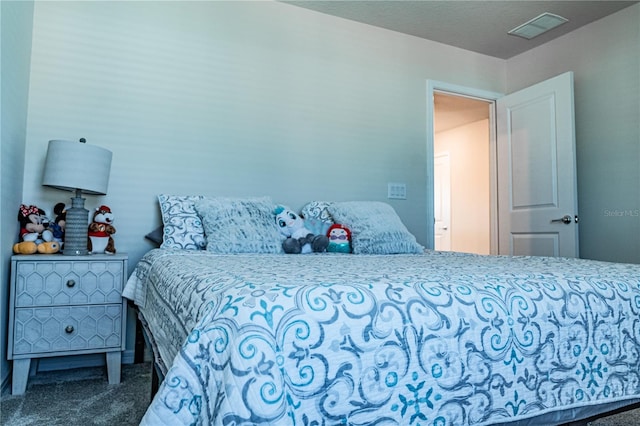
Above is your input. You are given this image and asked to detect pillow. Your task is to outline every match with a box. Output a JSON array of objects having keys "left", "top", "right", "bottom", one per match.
[
  {"left": 327, "top": 201, "right": 424, "bottom": 254},
  {"left": 157, "top": 194, "right": 207, "bottom": 250},
  {"left": 145, "top": 226, "right": 164, "bottom": 246},
  {"left": 300, "top": 201, "right": 334, "bottom": 236},
  {"left": 195, "top": 197, "right": 283, "bottom": 254}
]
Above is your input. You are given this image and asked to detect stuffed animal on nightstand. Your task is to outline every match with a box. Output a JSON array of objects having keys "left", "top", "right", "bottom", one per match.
[
  {"left": 274, "top": 205, "right": 329, "bottom": 254},
  {"left": 17, "top": 204, "right": 53, "bottom": 244},
  {"left": 14, "top": 204, "right": 60, "bottom": 254},
  {"left": 48, "top": 202, "right": 66, "bottom": 245},
  {"left": 88, "top": 205, "right": 116, "bottom": 254}
]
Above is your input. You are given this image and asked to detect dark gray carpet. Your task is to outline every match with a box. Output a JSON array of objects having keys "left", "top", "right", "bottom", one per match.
[
  {"left": 585, "top": 405, "right": 640, "bottom": 426},
  {"left": 0, "top": 362, "right": 638, "bottom": 425},
  {"left": 0, "top": 363, "right": 151, "bottom": 426}
]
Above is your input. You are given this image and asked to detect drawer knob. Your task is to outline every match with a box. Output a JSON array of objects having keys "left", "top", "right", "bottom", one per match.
[
  {"left": 65, "top": 325, "right": 74, "bottom": 334},
  {"left": 66, "top": 280, "right": 76, "bottom": 288}
]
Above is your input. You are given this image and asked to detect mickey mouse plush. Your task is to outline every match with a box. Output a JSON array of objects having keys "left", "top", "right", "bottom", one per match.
[
  {"left": 48, "top": 202, "right": 66, "bottom": 245},
  {"left": 88, "top": 205, "right": 116, "bottom": 254}
]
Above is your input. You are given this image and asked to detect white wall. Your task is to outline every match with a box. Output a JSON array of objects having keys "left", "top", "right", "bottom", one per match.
[
  {"left": 22, "top": 0, "right": 505, "bottom": 270},
  {"left": 0, "top": 0, "right": 34, "bottom": 391},
  {"left": 506, "top": 4, "right": 640, "bottom": 263},
  {"left": 435, "top": 119, "right": 490, "bottom": 254}
]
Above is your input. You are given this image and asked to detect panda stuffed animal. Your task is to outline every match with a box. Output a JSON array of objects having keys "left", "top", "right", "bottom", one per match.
[{"left": 88, "top": 205, "right": 116, "bottom": 254}]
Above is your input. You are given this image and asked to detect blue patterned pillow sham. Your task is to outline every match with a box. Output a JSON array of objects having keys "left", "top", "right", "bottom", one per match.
[
  {"left": 300, "top": 201, "right": 334, "bottom": 236},
  {"left": 327, "top": 201, "right": 424, "bottom": 254},
  {"left": 195, "top": 197, "right": 283, "bottom": 254},
  {"left": 157, "top": 194, "right": 207, "bottom": 250}
]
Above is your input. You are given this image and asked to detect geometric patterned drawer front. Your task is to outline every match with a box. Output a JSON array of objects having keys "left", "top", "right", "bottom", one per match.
[
  {"left": 12, "top": 305, "right": 122, "bottom": 355},
  {"left": 15, "top": 260, "right": 123, "bottom": 307}
]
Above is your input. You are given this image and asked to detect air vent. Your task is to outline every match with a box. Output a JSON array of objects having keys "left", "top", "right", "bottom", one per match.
[{"left": 508, "top": 12, "right": 568, "bottom": 40}]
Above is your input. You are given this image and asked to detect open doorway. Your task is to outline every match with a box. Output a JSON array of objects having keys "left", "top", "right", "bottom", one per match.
[
  {"left": 427, "top": 74, "right": 576, "bottom": 257},
  {"left": 433, "top": 92, "right": 492, "bottom": 254}
]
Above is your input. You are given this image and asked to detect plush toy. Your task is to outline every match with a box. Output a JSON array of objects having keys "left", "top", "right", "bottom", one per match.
[
  {"left": 88, "top": 205, "right": 116, "bottom": 254},
  {"left": 48, "top": 202, "right": 66, "bottom": 245},
  {"left": 327, "top": 224, "right": 352, "bottom": 253},
  {"left": 13, "top": 241, "right": 38, "bottom": 254},
  {"left": 14, "top": 204, "right": 61, "bottom": 255},
  {"left": 37, "top": 241, "right": 61, "bottom": 254},
  {"left": 274, "top": 205, "right": 329, "bottom": 254},
  {"left": 17, "top": 204, "right": 53, "bottom": 244},
  {"left": 13, "top": 241, "right": 61, "bottom": 255}
]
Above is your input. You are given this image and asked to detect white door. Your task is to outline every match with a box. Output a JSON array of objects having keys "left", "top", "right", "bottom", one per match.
[
  {"left": 497, "top": 72, "right": 579, "bottom": 257},
  {"left": 434, "top": 152, "right": 451, "bottom": 250}
]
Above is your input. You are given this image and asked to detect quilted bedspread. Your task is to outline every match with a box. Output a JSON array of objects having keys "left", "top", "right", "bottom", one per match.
[{"left": 123, "top": 249, "right": 640, "bottom": 425}]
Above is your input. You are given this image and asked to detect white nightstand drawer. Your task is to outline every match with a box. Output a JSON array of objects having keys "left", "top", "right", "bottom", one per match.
[
  {"left": 14, "top": 260, "right": 124, "bottom": 308},
  {"left": 12, "top": 304, "right": 123, "bottom": 355}
]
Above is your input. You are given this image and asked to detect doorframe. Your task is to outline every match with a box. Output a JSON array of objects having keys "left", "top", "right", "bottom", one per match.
[{"left": 426, "top": 80, "right": 503, "bottom": 253}]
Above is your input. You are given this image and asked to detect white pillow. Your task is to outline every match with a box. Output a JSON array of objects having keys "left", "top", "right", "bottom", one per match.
[
  {"left": 157, "top": 194, "right": 207, "bottom": 250},
  {"left": 195, "top": 197, "right": 283, "bottom": 254},
  {"left": 327, "top": 201, "right": 424, "bottom": 254}
]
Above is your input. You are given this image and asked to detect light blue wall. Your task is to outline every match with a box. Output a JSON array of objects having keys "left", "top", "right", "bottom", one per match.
[
  {"left": 0, "top": 0, "right": 34, "bottom": 391},
  {"left": 16, "top": 0, "right": 505, "bottom": 371},
  {"left": 506, "top": 4, "right": 640, "bottom": 264},
  {"left": 9, "top": 0, "right": 638, "bottom": 377},
  {"left": 21, "top": 0, "right": 505, "bottom": 271}
]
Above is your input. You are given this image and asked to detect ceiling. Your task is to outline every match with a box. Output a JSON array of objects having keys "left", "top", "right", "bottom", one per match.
[
  {"left": 434, "top": 92, "right": 490, "bottom": 133},
  {"left": 283, "top": 1, "right": 637, "bottom": 59},
  {"left": 282, "top": 1, "right": 637, "bottom": 132}
]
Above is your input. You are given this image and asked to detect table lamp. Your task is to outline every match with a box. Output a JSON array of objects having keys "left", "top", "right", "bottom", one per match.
[{"left": 42, "top": 138, "right": 112, "bottom": 255}]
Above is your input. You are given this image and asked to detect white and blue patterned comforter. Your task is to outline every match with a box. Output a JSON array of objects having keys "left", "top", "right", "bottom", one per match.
[{"left": 123, "top": 249, "right": 640, "bottom": 425}]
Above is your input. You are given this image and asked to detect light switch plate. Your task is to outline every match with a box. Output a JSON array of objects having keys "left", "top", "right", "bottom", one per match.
[{"left": 387, "top": 182, "right": 407, "bottom": 199}]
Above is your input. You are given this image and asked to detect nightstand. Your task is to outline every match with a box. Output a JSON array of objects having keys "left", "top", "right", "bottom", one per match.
[{"left": 7, "top": 253, "right": 128, "bottom": 395}]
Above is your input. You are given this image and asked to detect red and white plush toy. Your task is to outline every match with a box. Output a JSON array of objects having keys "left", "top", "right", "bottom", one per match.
[{"left": 88, "top": 205, "right": 116, "bottom": 254}]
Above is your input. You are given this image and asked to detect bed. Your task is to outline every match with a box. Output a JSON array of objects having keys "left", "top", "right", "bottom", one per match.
[{"left": 123, "top": 197, "right": 640, "bottom": 425}]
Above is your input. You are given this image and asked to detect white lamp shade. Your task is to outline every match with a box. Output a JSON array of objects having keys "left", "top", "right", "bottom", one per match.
[{"left": 42, "top": 139, "right": 112, "bottom": 194}]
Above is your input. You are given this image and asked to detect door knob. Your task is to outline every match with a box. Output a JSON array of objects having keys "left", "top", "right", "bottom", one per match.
[{"left": 551, "top": 215, "right": 572, "bottom": 224}]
